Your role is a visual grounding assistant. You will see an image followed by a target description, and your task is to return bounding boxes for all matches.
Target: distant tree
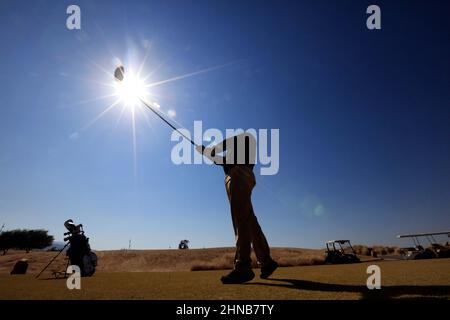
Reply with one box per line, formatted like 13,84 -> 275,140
0,231 -> 13,255
26,229 -> 54,252
0,229 -> 54,254
178,239 -> 189,250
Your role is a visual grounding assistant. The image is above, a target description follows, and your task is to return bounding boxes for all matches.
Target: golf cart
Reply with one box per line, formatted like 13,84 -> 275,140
325,240 -> 360,264
397,231 -> 450,260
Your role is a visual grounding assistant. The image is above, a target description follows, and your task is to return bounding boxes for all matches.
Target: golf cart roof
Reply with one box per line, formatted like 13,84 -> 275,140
326,240 -> 351,244
396,231 -> 450,238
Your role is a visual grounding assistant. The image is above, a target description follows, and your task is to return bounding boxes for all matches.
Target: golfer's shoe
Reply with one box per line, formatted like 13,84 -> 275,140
260,260 -> 279,279
220,269 -> 255,284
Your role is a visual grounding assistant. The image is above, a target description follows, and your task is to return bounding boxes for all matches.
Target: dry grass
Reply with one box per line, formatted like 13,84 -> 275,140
190,248 -> 325,271
190,252 -> 236,271
0,247 -> 325,275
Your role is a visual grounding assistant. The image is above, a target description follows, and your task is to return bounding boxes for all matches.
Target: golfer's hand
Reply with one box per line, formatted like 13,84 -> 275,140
195,145 -> 206,154
201,147 -> 216,160
196,145 -> 221,164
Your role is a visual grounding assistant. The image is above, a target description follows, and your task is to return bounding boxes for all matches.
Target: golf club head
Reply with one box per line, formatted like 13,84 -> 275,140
114,65 -> 125,81
64,219 -> 75,232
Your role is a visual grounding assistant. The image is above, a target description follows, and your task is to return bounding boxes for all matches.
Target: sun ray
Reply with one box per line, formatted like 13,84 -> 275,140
131,106 -> 138,183
144,61 -> 238,89
137,45 -> 152,78
80,51 -> 118,80
59,72 -> 116,89
115,104 -> 127,128
142,61 -> 165,83
66,93 -> 118,108
136,103 -> 154,130
80,99 -> 121,132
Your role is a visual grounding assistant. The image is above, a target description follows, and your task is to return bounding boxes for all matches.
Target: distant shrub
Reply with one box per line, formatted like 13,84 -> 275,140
352,245 -> 400,257
353,245 -> 371,256
191,252 -> 235,271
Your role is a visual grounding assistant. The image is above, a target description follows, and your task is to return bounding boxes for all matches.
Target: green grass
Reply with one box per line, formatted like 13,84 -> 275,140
1,259 -> 449,300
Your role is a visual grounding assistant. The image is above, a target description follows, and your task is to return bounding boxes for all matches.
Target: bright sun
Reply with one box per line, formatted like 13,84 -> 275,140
114,71 -> 147,107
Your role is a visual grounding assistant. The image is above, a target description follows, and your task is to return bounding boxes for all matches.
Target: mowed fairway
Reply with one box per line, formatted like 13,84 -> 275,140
1,259 -> 449,300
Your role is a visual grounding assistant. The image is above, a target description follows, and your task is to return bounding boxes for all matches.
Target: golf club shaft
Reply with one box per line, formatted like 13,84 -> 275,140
35,242 -> 69,279
139,98 -> 198,147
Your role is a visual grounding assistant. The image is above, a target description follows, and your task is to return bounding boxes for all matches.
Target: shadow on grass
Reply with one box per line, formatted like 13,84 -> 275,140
248,278 -> 450,299
39,277 -> 67,281
36,273 -> 68,280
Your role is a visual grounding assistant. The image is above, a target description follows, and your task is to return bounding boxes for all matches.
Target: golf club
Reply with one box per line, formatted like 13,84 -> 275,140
114,66 -> 200,148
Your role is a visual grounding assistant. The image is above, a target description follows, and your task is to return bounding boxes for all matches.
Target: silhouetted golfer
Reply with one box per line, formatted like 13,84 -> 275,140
197,133 -> 278,284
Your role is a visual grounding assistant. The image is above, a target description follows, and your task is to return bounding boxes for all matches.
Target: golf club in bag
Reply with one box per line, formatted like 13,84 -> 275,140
36,219 -> 97,278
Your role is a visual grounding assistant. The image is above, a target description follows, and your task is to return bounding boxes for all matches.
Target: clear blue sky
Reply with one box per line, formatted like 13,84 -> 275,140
0,0 -> 449,250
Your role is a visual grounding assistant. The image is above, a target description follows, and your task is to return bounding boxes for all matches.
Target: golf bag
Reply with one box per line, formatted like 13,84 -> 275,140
64,219 -> 97,277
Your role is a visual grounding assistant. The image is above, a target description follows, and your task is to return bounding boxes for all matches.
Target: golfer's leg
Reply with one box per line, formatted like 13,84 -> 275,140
225,175 -> 240,264
231,200 -> 253,270
238,167 -> 272,265
248,208 -> 272,265
229,173 -> 252,270
225,175 -> 237,235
